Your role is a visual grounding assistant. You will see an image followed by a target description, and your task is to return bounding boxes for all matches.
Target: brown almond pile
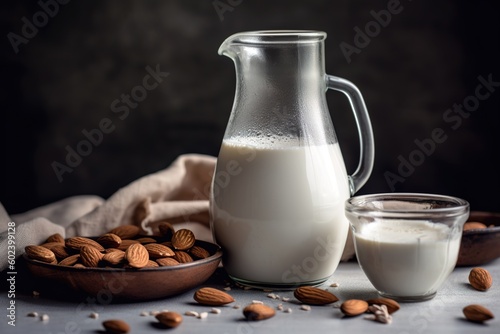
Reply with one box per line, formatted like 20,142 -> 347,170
24,223 -> 212,269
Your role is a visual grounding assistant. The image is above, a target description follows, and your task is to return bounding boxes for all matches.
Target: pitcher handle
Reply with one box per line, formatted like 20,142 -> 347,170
326,75 -> 375,195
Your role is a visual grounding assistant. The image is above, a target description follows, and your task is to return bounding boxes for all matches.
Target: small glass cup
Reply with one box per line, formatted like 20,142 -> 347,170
345,193 -> 469,302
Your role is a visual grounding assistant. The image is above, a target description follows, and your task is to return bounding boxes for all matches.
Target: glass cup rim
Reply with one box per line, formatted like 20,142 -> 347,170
345,192 -> 469,218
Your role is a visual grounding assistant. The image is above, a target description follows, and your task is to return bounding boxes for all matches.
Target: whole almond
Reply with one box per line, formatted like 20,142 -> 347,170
463,222 -> 488,231
66,237 -> 104,252
102,250 -> 126,265
117,239 -> 140,251
25,245 -> 56,263
173,251 -> 194,263
155,311 -> 183,328
194,287 -> 235,306
366,298 -> 400,314
189,245 -> 210,259
80,246 -> 104,267
171,229 -> 195,250
97,233 -> 122,249
469,267 -> 493,291
135,237 -> 157,244
109,225 -> 141,240
145,260 -> 160,267
158,221 -> 175,239
46,233 -> 65,244
294,286 -> 339,305
463,304 -> 494,323
102,319 -> 130,334
51,244 -> 71,259
144,243 -> 175,258
161,241 -> 173,248
125,243 -> 149,268
58,254 -> 80,266
40,242 -> 64,250
243,304 -> 276,321
104,248 -> 122,253
156,258 -> 180,266
341,299 -> 369,316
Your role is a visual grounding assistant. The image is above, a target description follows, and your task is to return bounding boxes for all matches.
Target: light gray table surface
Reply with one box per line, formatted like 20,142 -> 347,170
2,258 -> 498,334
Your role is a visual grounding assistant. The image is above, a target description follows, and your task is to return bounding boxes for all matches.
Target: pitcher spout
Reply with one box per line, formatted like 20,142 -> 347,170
218,32 -> 244,59
217,37 -> 232,57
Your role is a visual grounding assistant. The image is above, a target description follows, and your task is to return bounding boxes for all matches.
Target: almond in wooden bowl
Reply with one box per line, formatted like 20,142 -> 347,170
457,211 -> 500,266
23,238 -> 222,301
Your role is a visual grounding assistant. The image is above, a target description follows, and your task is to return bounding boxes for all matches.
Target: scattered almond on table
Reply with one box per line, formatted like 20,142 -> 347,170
102,319 -> 130,334
193,287 -> 235,306
340,300 -> 369,316
243,303 -> 276,321
463,304 -> 494,323
468,267 -> 493,291
155,311 -> 183,328
366,298 -> 400,314
293,286 -> 339,305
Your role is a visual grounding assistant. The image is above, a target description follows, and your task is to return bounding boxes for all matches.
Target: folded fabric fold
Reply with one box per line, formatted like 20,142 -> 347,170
66,154 -> 215,237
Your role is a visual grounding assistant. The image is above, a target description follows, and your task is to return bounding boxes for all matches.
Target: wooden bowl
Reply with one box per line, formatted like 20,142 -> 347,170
456,211 -> 500,266
23,240 -> 222,301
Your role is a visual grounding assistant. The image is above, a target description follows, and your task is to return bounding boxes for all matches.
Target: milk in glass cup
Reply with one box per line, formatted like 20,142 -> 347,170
345,193 -> 469,301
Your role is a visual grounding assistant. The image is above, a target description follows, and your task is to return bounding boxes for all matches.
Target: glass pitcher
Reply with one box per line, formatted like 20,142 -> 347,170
210,30 -> 374,288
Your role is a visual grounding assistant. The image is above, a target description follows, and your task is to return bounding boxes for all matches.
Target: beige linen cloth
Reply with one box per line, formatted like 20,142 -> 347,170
0,153 -> 355,271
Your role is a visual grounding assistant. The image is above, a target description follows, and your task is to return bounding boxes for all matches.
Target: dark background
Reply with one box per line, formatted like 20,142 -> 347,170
1,0 -> 499,215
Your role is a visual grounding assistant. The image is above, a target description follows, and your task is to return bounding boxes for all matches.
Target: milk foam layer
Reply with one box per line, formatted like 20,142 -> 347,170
354,220 -> 461,297
210,137 -> 351,284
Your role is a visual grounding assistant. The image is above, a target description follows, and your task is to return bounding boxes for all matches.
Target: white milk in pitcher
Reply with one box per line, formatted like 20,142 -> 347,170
210,137 -> 351,285
354,220 -> 461,297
